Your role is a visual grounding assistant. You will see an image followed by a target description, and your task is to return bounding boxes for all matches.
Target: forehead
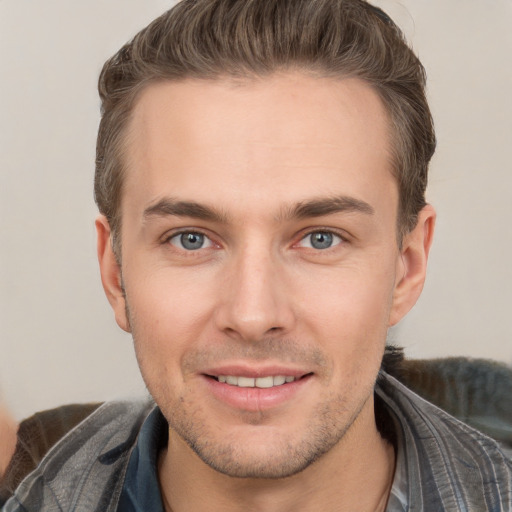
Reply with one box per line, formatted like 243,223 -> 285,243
122,73 -> 396,220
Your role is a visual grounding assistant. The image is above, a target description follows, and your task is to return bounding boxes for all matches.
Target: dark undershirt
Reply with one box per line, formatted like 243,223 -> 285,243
116,407 -> 168,512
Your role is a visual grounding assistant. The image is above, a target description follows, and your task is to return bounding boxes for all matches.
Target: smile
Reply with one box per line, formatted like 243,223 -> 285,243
204,371 -> 313,411
217,375 -> 296,388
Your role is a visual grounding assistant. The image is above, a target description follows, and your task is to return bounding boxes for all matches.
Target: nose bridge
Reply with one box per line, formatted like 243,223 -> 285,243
216,240 -> 293,340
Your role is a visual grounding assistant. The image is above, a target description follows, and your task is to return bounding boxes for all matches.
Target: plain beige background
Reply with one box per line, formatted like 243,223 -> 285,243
1,0 -> 511,419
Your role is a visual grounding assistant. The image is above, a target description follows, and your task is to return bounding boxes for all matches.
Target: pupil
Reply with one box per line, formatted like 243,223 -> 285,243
181,233 -> 204,250
311,232 -> 332,249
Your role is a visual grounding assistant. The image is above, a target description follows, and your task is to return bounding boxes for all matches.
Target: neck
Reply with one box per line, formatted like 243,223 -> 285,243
158,396 -> 395,512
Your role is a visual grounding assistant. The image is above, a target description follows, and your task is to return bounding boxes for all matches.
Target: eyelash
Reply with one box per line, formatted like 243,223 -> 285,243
161,227 -> 349,253
295,228 -> 348,251
163,229 -> 216,251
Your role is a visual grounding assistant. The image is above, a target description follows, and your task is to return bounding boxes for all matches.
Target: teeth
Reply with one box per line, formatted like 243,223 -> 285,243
255,376 -> 274,388
273,376 -> 286,386
216,375 -> 296,388
238,377 -> 255,387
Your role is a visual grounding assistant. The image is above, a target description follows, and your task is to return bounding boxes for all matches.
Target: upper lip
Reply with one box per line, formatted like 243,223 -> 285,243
202,364 -> 311,379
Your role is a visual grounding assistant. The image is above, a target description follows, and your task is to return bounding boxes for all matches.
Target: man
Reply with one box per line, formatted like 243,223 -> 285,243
3,0 -> 511,510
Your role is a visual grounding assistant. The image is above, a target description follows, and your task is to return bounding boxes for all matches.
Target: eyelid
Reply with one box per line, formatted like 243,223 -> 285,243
297,231 -> 343,250
162,228 -> 219,249
171,233 -> 212,250
295,227 -> 349,246
160,226 -> 349,251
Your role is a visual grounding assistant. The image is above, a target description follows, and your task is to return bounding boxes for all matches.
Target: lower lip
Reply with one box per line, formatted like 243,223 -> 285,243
202,375 -> 311,412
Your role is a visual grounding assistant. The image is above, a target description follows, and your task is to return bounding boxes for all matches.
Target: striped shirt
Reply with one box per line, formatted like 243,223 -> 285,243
378,373 -> 512,511
3,373 -> 511,511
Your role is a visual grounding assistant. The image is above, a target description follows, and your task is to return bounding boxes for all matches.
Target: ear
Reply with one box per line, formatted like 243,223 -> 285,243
95,215 -> 131,332
389,205 -> 436,326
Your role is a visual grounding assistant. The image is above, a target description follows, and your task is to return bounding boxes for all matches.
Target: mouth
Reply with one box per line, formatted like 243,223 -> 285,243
209,374 -> 306,388
201,367 -> 314,411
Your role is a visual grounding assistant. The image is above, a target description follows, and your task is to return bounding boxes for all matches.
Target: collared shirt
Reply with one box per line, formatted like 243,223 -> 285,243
116,374 -> 512,511
377,373 -> 512,510
4,374 -> 511,511
116,400 -> 409,511
115,387 -> 411,511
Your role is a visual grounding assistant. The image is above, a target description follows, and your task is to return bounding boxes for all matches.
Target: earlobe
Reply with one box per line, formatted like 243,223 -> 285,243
389,205 -> 436,326
95,215 -> 131,333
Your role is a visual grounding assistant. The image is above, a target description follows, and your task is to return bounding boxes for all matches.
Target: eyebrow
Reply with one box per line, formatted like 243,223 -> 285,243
143,198 -> 228,223
279,195 -> 375,221
142,195 -> 374,224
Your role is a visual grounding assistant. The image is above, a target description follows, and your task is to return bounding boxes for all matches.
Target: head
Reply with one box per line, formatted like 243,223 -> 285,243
95,0 -> 435,256
95,0 -> 436,481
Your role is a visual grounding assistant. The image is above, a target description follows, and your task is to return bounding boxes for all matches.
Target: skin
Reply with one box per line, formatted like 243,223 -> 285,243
0,403 -> 17,478
97,73 -> 435,512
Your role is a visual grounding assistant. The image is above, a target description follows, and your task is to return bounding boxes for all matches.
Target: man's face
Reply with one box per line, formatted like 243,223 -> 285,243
99,73 -> 428,478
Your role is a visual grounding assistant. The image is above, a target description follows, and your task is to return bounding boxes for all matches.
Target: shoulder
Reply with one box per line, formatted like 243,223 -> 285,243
377,372 -> 512,510
2,399 -> 156,512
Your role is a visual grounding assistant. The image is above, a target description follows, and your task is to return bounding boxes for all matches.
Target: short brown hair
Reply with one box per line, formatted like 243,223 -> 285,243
95,0 -> 435,252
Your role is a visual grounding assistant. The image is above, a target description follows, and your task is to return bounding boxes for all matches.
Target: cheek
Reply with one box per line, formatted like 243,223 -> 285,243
125,259 -> 217,326
299,263 -> 396,329
123,270 -> 212,370
295,263 -> 396,369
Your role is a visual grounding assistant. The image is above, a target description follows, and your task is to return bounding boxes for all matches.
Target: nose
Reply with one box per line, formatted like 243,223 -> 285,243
214,246 -> 296,342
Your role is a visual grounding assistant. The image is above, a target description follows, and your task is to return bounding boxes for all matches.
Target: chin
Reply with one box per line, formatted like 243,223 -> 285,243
185,434 -> 328,479
169,405 -> 356,480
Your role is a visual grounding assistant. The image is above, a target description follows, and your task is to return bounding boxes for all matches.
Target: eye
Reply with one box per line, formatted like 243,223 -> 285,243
298,231 -> 343,250
168,232 -> 213,251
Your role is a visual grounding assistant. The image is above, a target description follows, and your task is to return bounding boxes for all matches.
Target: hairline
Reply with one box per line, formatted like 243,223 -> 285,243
109,70 -> 410,260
